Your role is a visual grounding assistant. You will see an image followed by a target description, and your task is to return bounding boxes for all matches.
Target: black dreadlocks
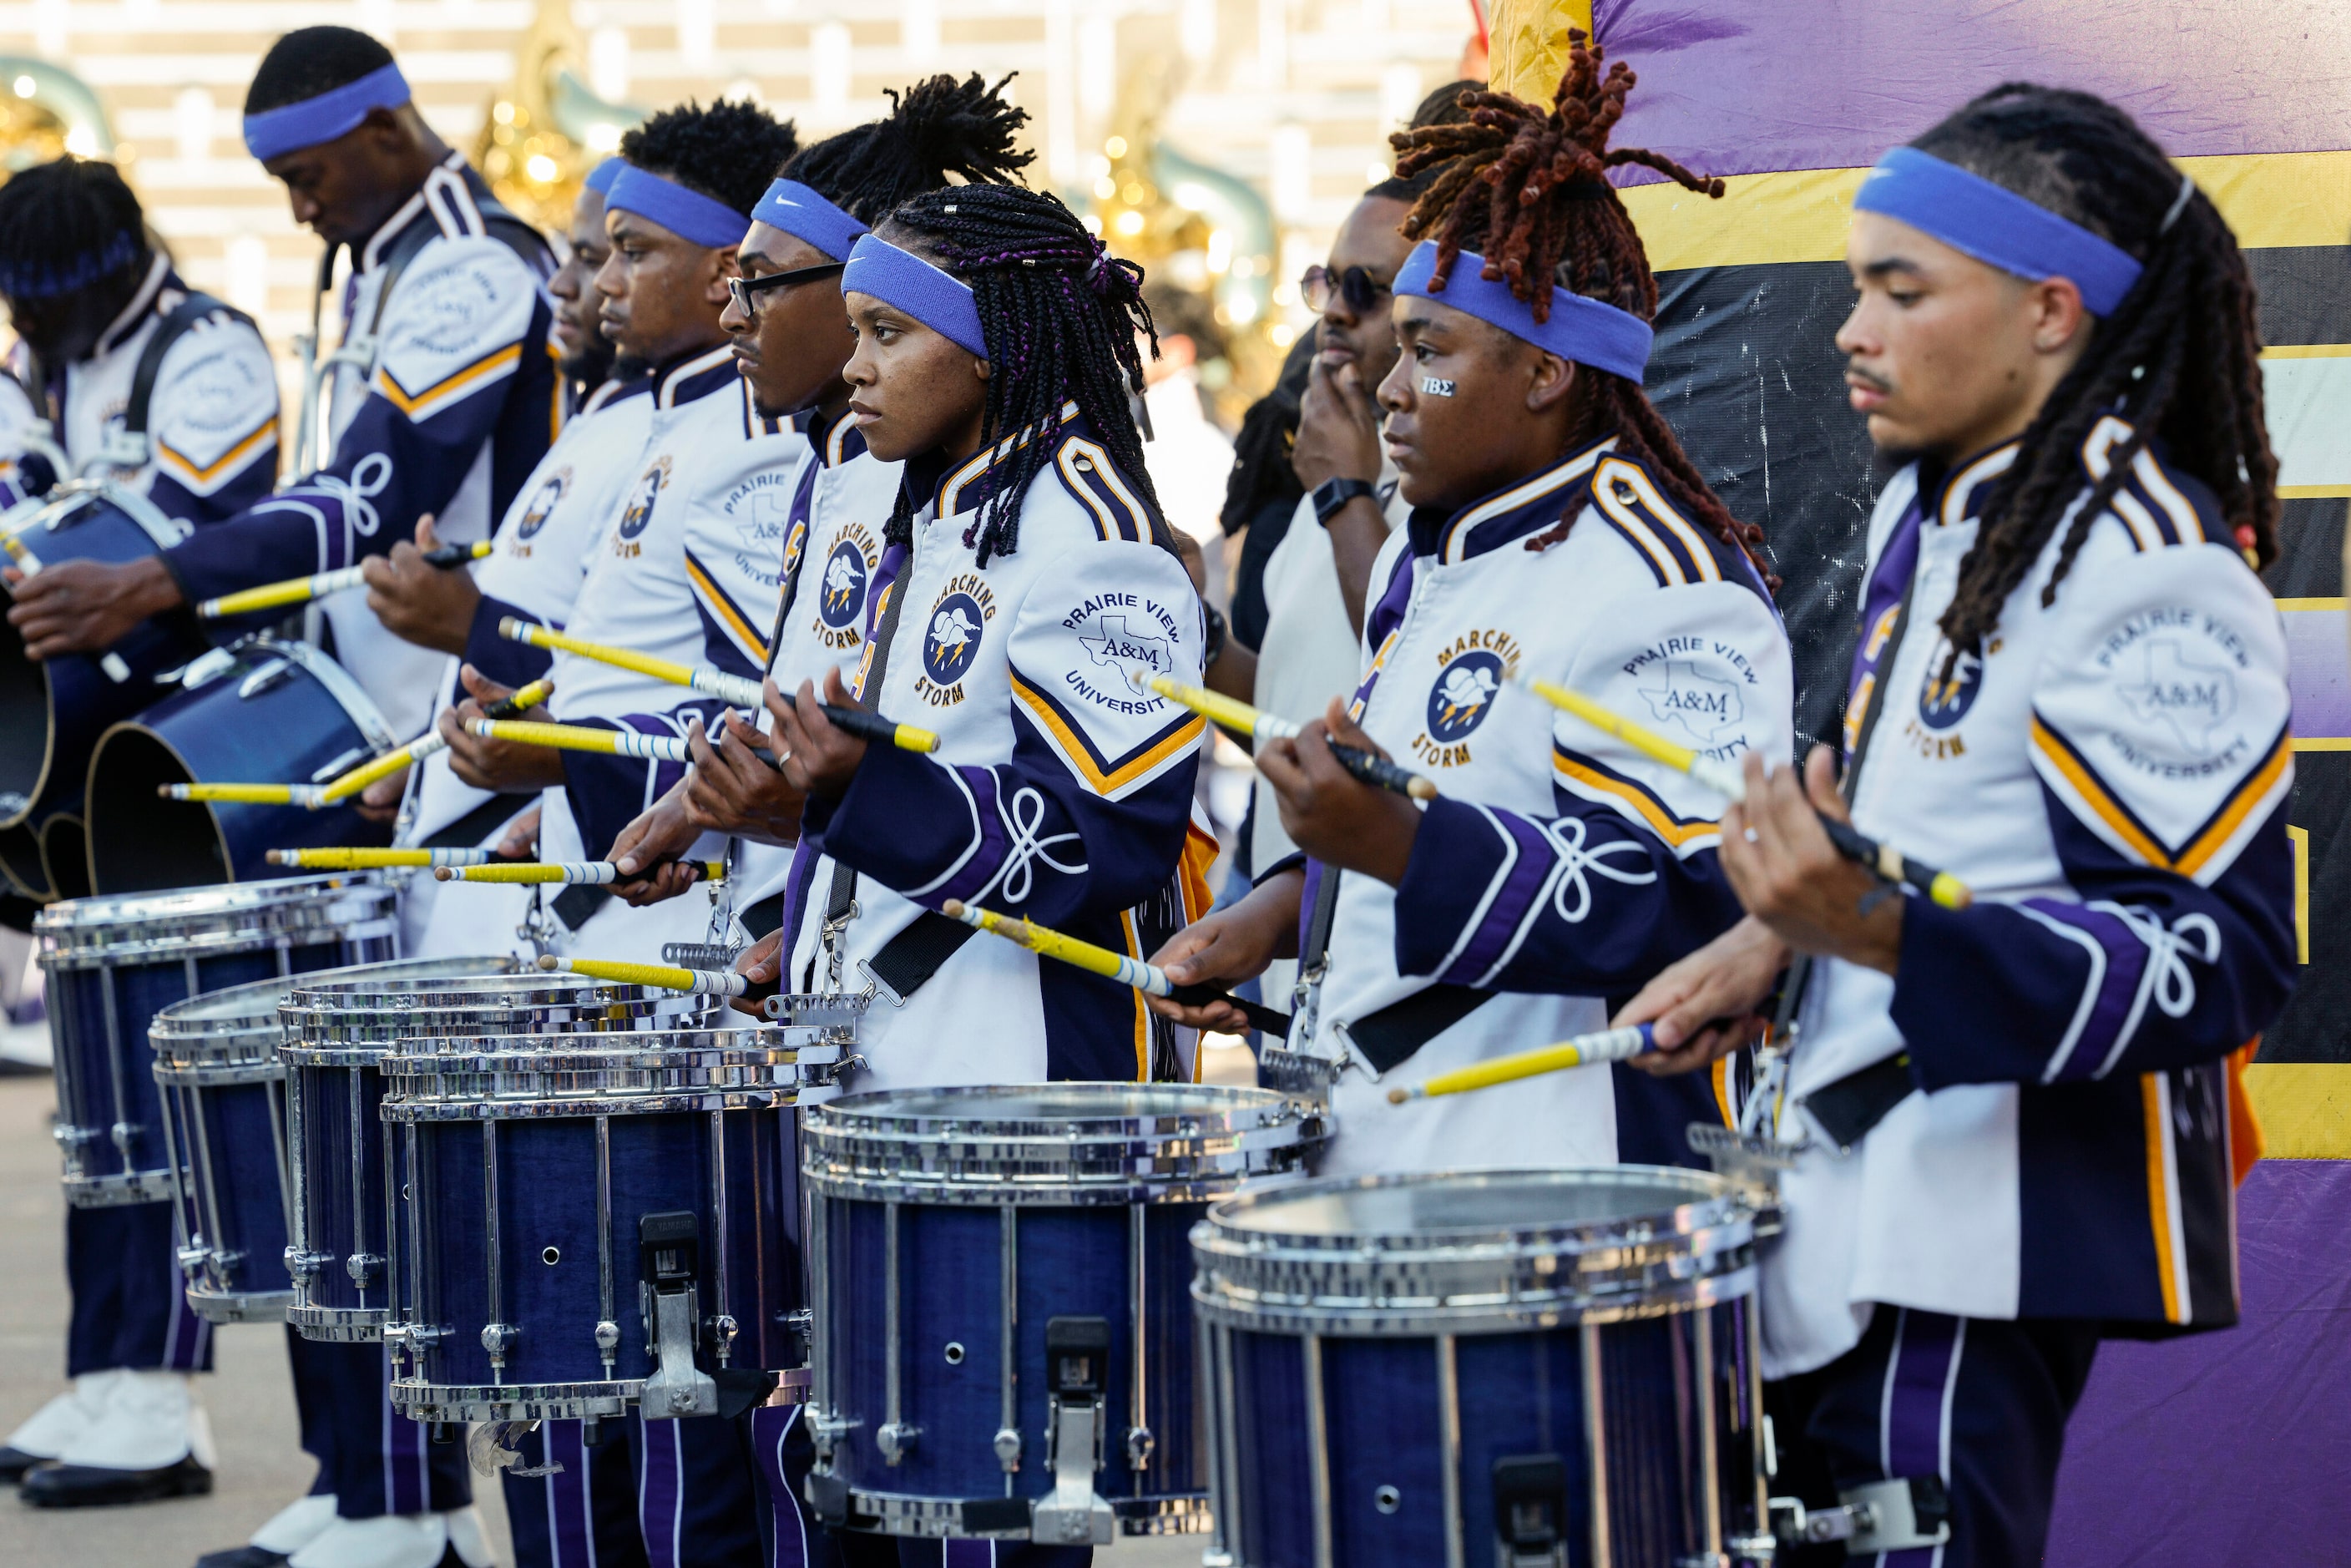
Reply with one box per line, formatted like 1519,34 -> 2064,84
0,156 -> 149,308
246,26 -> 396,115
1388,33 -> 1764,572
880,185 -> 1164,566
782,73 -> 1031,225
1911,84 -> 2278,674
621,100 -> 799,220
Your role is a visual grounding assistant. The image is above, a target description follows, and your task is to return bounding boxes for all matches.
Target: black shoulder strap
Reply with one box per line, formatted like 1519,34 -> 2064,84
126,291 -> 252,437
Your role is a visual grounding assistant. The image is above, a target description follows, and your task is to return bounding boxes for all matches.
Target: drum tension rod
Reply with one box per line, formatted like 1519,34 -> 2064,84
1032,1316 -> 1117,1546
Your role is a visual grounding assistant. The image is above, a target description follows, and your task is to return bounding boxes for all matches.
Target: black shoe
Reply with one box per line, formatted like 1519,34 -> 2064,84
0,1445 -> 52,1483
18,1454 -> 214,1507
193,1550 -> 291,1568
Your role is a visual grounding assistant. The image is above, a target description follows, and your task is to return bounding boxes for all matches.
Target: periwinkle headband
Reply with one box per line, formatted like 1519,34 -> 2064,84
0,230 -> 140,301
243,63 -> 412,161
1394,240 -> 1653,382
604,165 -> 751,249
751,179 -> 869,262
1852,146 -> 2144,316
583,157 -> 626,196
841,233 -> 988,358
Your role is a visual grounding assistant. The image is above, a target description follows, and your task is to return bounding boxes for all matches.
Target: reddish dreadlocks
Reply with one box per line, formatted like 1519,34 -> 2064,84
1389,35 -> 1765,570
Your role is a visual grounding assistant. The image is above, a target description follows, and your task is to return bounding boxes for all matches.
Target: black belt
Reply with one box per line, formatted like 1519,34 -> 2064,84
1346,984 -> 1491,1075
1797,1051 -> 1917,1151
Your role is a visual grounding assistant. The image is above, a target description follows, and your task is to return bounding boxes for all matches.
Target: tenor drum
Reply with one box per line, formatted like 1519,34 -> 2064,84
276,962 -> 718,1343
1190,1167 -> 1772,1568
799,1085 -> 1328,1546
83,635 -> 397,893
382,1023 -> 852,1426
35,877 -> 398,1207
0,484 -> 207,900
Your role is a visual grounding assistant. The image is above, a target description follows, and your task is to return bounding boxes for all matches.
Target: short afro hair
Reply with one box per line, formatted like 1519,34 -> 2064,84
246,27 -> 397,117
620,100 -> 800,219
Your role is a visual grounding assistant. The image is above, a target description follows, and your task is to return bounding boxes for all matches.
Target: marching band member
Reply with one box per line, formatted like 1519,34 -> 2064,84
0,158 -> 276,1511
427,99 -> 803,1568
5,26 -> 559,743
1147,45 -> 1792,1177
604,73 -> 1033,938
761,179 -> 1206,1568
1617,86 -> 2298,1565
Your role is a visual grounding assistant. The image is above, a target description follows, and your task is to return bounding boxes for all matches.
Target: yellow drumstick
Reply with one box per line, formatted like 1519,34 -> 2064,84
533,954 -> 748,997
1143,675 -> 1438,802
467,719 -> 695,764
315,677 -> 555,804
0,528 -> 42,574
940,899 -> 1173,994
1386,1024 -> 1660,1104
434,860 -> 723,885
268,847 -> 493,869
498,619 -> 941,754
1516,676 -> 1972,910
195,541 -> 491,620
163,781 -> 323,807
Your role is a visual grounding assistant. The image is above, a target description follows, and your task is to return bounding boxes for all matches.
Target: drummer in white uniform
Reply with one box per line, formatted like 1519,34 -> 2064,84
602,74 -> 1034,953
1145,45 -> 1792,1177
0,156 -> 276,1510
432,103 -> 804,974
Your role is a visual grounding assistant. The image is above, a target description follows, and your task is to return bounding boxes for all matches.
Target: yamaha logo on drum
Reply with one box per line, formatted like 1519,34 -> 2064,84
614,458 -> 670,555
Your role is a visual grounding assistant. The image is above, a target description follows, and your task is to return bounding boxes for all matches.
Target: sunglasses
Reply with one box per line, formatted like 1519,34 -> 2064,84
1301,263 -> 1391,316
726,260 -> 848,319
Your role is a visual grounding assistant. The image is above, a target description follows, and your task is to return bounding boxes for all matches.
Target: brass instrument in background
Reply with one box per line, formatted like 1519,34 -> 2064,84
473,0 -> 643,234
0,56 -> 114,173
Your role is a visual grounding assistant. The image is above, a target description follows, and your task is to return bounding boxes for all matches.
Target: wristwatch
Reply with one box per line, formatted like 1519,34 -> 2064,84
1201,603 -> 1228,667
1312,475 -> 1378,526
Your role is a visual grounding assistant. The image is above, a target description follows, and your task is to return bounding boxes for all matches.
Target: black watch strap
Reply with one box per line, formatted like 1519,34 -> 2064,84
1312,476 -> 1378,525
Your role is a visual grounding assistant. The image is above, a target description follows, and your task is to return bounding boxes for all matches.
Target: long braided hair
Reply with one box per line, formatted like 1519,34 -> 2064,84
1388,33 -> 1766,570
782,73 -> 1031,224
1913,85 -> 2277,673
880,185 -> 1164,565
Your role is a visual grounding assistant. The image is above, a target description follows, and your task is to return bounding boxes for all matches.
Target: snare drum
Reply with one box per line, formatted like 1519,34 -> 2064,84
83,635 -> 397,893
0,484 -> 207,900
799,1085 -> 1328,1546
382,1023 -> 852,1427
1189,1166 -> 1772,1568
34,877 -> 398,1206
276,963 -> 718,1343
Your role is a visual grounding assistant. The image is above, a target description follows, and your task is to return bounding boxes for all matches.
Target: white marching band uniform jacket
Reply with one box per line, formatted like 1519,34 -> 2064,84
1287,435 -> 1793,1179
776,410 -> 1211,1090
1762,424 -> 2298,1378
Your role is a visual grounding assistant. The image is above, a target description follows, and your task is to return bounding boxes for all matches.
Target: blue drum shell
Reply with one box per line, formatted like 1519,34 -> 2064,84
0,493 -> 207,897
84,637 -> 394,892
1189,1166 -> 1769,1568
158,1071 -> 293,1316
36,878 -> 398,1205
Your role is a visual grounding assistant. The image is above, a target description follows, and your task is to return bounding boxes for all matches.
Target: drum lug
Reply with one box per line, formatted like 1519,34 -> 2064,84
286,1246 -> 326,1282
708,1313 -> 740,1360
110,1120 -> 140,1159
639,1211 -> 719,1419
177,1242 -> 210,1277
346,1251 -> 383,1287
595,1319 -> 622,1355
876,1421 -> 919,1464
1032,1316 -> 1115,1547
481,1321 -> 519,1373
1123,1425 -> 1154,1470
993,1426 -> 1023,1470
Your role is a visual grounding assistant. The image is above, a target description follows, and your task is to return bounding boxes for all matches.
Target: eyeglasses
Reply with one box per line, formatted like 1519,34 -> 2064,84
1301,263 -> 1390,316
726,260 -> 848,319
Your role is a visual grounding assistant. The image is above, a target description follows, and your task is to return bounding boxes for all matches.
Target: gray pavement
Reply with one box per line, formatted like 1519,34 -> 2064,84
0,1058 -> 1216,1566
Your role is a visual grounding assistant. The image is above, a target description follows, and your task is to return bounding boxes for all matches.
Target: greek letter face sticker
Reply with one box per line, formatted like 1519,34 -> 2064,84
923,590 -> 987,686
1420,377 -> 1457,397
1425,649 -> 1504,742
817,541 -> 869,630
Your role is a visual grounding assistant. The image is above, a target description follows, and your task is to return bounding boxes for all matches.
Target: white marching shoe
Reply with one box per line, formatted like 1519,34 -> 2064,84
193,1491 -> 343,1567
286,1506 -> 497,1568
0,1368 -> 121,1479
20,1369 -> 215,1507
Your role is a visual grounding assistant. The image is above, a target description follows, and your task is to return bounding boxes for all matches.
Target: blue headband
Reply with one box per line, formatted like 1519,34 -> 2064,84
1853,146 -> 2145,316
751,179 -> 869,262
243,62 -> 411,161
842,234 -> 988,358
1393,241 -> 1653,382
582,157 -> 626,196
0,230 -> 142,301
604,165 -> 751,249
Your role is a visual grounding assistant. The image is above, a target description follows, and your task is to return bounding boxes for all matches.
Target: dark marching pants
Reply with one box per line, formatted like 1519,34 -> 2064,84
284,1333 -> 472,1520
1768,1306 -> 2101,1568
747,1404 -> 842,1568
631,1410 -> 767,1567
65,1200 -> 212,1376
503,1419 -> 650,1568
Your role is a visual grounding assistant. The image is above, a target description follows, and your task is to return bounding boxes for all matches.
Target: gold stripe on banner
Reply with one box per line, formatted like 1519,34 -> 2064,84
1624,150 -> 2351,274
2243,1064 -> 2351,1159
1488,0 -> 1596,105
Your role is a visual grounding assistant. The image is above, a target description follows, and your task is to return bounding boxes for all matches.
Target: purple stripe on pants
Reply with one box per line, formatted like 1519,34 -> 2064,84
751,1405 -> 813,1568
544,1422 -> 596,1566
637,1412 -> 685,1568
1881,1309 -> 1963,1567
